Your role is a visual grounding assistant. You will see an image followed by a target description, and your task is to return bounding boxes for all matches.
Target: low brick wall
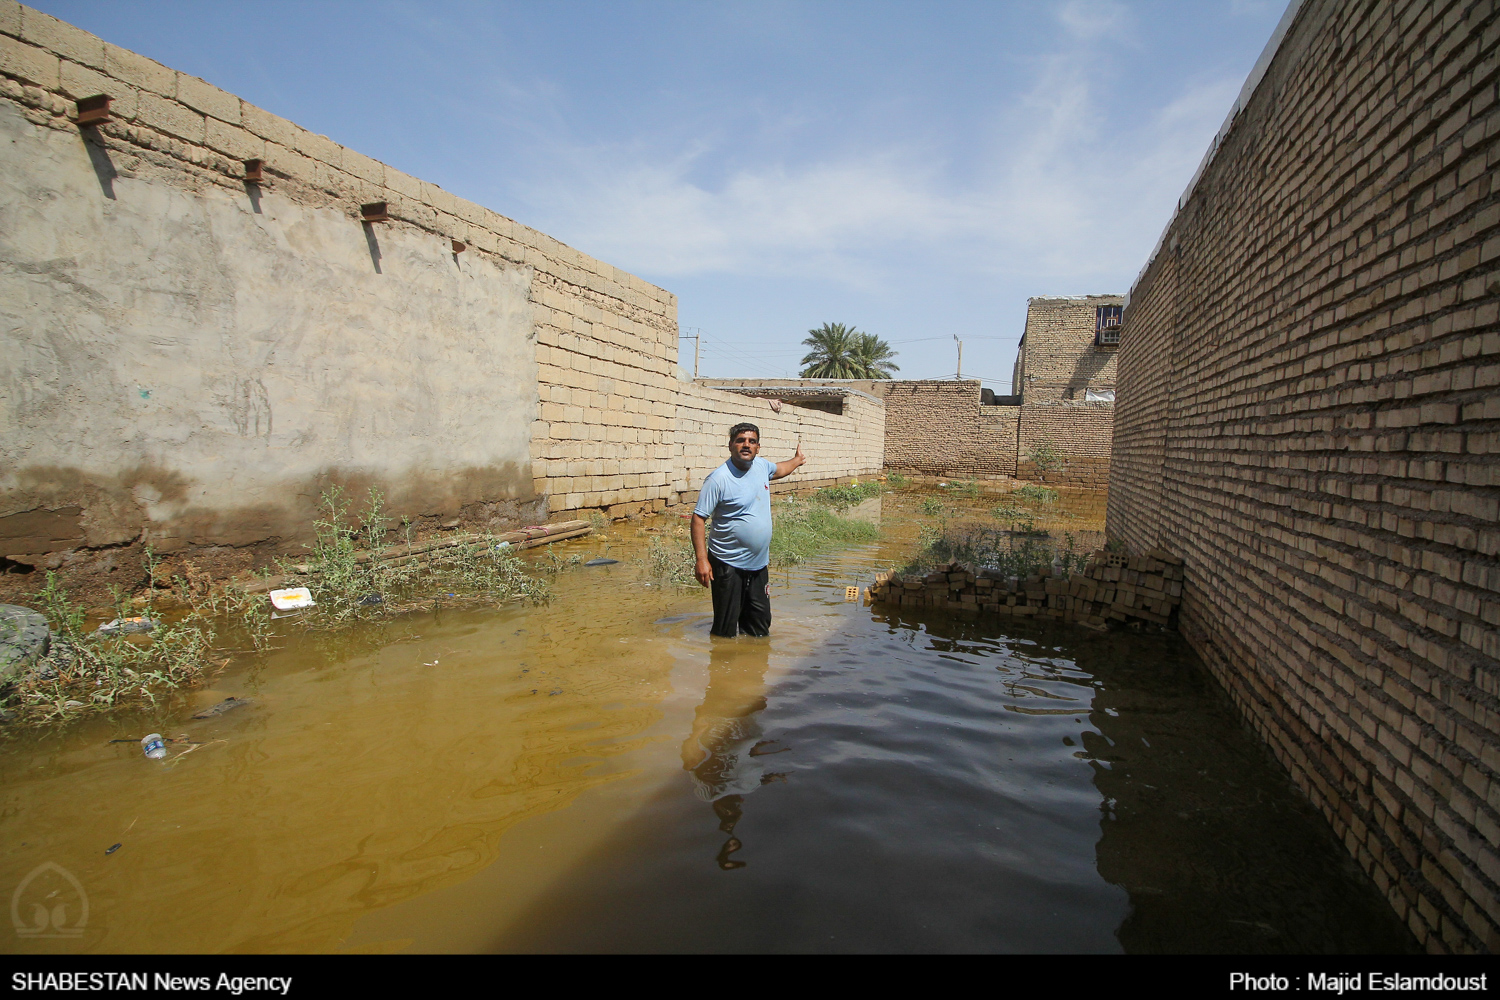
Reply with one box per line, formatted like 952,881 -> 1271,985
1015,455 -> 1110,490
869,549 -> 1184,627
884,381 -> 1020,478
669,381 -> 885,509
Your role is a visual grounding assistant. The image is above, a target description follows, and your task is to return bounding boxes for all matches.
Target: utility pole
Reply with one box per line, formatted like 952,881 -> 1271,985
681,328 -> 701,379
954,334 -> 963,379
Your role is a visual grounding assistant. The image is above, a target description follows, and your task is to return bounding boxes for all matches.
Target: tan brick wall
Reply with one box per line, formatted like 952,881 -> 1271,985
1017,296 -> 1120,403
1108,0 -> 1500,952
699,319 -> 1118,488
884,381 -> 1020,478
672,383 -> 885,505
699,378 -> 1021,480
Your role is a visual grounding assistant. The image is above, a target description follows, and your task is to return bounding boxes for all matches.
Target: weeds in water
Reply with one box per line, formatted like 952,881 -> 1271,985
1014,483 -> 1057,504
641,498 -> 881,581
35,570 -> 85,639
441,539 -> 551,604
304,486 -> 385,620
646,534 -> 697,587
292,488 -> 550,624
809,480 -> 882,511
588,510 -> 610,533
950,479 -> 981,499
902,523 -> 1089,580
3,491 -> 553,726
3,570 -> 220,727
885,472 -> 910,488
921,496 -> 947,517
769,497 -> 880,566
992,505 -> 1039,534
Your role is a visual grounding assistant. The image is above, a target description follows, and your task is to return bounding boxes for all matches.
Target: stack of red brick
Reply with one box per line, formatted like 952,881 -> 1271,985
869,549 -> 1184,628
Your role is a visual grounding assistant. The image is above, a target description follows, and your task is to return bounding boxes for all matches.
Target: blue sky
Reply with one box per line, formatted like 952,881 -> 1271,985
36,0 -> 1288,388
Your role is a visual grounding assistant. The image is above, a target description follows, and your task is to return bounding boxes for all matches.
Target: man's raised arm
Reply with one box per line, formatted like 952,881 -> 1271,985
773,441 -> 806,481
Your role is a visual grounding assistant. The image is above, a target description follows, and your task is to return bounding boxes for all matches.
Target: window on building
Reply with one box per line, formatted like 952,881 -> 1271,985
1095,305 -> 1122,345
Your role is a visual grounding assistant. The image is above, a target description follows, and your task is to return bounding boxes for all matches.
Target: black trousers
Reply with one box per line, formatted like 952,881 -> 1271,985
709,557 -> 772,637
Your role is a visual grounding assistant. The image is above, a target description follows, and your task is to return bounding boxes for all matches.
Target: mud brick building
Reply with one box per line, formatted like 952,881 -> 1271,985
1108,0 -> 1500,951
1012,295 -> 1120,488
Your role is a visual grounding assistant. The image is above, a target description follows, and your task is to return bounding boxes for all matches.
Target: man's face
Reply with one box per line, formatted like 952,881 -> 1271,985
729,431 -> 760,466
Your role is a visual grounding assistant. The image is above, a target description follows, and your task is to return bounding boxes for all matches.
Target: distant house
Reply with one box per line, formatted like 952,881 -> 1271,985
696,294 -> 1123,489
1009,295 -> 1122,487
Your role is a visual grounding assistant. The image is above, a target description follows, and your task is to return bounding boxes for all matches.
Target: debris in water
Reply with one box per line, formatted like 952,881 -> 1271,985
191,697 -> 253,719
269,587 -> 315,611
749,740 -> 790,757
105,843 -> 121,855
584,558 -> 619,567
358,593 -> 384,606
97,616 -> 157,636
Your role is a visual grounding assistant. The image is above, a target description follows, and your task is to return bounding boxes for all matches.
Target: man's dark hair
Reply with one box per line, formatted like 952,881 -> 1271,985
728,422 -> 760,444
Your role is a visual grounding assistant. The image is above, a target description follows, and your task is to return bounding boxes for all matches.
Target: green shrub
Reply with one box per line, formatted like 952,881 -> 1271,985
5,569 -> 219,726
809,480 -> 882,511
1026,440 -> 1063,472
902,524 -> 1088,579
770,497 -> 880,565
1014,483 -> 1057,504
645,534 -> 697,587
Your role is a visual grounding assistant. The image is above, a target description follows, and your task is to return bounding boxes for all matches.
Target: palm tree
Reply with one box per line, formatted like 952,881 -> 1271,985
851,332 -> 900,379
799,323 -> 898,379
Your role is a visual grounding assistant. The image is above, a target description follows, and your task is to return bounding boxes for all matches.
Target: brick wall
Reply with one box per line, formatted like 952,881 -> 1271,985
883,381 -> 1020,478
1016,296 -> 1119,489
700,316 -> 1120,490
1108,0 -> 1500,952
700,378 -> 1021,479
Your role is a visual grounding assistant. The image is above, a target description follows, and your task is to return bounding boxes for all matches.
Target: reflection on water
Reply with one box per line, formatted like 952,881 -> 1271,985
0,490 -> 1416,953
681,638 -> 773,869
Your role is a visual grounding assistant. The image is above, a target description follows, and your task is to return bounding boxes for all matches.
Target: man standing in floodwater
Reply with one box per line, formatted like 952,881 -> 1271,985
692,422 -> 806,637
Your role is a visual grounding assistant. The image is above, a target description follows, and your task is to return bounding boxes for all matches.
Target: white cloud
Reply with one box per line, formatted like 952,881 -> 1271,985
1056,0 -> 1132,41
507,22 -> 1243,293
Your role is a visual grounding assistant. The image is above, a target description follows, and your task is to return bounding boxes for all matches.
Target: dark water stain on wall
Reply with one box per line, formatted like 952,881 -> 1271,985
0,506 -> 85,554
0,460 -> 540,604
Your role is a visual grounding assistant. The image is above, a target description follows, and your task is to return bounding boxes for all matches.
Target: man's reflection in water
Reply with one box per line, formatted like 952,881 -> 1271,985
681,637 -> 776,870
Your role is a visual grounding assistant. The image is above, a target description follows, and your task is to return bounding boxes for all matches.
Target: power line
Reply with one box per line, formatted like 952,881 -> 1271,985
698,339 -> 794,379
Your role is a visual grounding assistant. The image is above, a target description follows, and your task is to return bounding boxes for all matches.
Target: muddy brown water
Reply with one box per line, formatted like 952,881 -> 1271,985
0,490 -> 1415,953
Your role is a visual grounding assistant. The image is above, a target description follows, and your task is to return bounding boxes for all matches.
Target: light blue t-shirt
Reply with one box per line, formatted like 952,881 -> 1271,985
694,456 -> 775,571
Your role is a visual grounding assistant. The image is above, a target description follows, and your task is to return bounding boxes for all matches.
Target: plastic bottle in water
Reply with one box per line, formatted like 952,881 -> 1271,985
141,733 -> 166,759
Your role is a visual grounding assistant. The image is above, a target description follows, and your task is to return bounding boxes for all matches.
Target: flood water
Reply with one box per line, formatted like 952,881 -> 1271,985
1,489 -> 1415,953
